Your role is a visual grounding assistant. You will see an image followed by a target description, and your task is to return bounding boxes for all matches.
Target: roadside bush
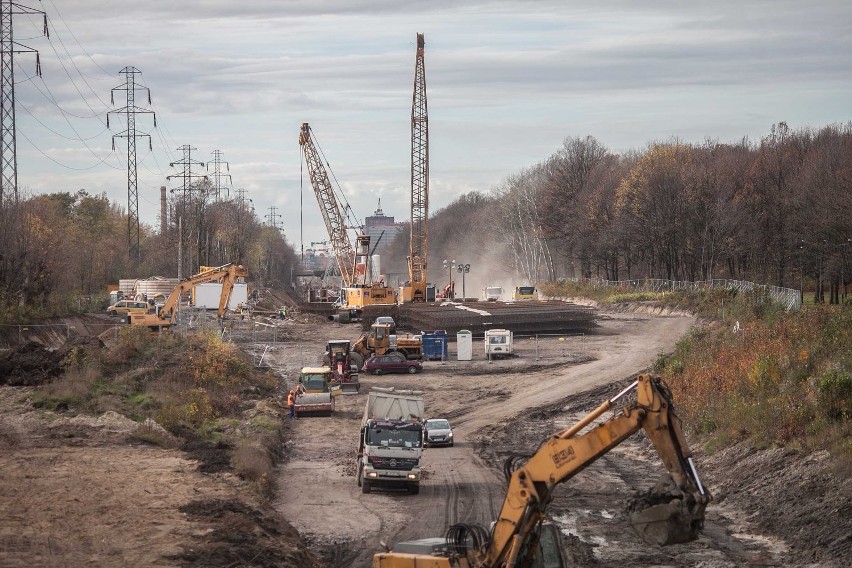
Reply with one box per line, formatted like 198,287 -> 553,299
817,369 -> 852,421
660,305 -> 851,462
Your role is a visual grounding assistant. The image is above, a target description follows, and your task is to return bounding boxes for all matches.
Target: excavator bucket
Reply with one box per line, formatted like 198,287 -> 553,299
339,380 -> 360,395
627,475 -> 707,546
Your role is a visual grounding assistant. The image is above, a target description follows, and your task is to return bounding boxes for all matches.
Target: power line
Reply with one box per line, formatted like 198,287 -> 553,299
1,0 -> 47,201
109,66 -> 155,261
265,205 -> 282,230
207,149 -> 231,200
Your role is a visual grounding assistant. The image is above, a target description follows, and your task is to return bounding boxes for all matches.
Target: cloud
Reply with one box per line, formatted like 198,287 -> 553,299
12,0 -> 852,249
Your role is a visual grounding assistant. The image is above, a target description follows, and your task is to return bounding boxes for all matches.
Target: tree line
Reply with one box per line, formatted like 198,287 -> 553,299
394,122 -> 850,303
0,185 -> 299,321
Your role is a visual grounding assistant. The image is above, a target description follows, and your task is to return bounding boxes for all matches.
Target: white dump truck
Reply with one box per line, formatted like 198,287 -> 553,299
356,388 -> 425,495
482,286 -> 503,301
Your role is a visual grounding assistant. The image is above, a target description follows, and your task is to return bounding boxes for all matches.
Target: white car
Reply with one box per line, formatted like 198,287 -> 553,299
423,418 -> 454,447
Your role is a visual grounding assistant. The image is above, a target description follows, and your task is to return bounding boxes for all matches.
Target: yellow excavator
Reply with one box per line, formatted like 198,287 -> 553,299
373,374 -> 712,567
128,263 -> 248,329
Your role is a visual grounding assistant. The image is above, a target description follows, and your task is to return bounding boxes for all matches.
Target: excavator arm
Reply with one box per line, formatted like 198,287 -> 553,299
134,263 -> 247,327
373,374 -> 711,568
478,375 -> 709,566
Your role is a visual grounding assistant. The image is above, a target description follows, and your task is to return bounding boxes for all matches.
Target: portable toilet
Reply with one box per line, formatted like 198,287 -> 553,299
485,329 -> 514,358
457,329 -> 472,361
421,330 -> 449,361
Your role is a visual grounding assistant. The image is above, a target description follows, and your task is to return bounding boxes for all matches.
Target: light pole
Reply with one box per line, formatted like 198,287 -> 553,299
442,259 -> 456,298
457,263 -> 470,300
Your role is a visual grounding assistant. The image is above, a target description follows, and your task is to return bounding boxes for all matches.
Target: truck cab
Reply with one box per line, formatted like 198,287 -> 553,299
511,286 -> 537,301
482,286 -> 503,301
357,390 -> 425,495
358,419 -> 423,494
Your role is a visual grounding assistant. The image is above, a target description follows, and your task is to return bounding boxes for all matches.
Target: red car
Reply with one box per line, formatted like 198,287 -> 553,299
364,352 -> 423,375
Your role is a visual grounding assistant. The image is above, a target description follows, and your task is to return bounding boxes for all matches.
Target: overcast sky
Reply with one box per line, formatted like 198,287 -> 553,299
13,0 -> 852,252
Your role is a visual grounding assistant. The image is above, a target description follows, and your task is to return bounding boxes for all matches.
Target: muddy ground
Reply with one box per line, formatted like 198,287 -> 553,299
265,311 -> 850,567
0,307 -> 849,567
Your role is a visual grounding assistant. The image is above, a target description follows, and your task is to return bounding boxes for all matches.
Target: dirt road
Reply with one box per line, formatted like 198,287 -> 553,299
269,312 -> 771,566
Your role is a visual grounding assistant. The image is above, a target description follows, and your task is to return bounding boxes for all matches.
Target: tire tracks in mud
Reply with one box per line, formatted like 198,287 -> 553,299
273,314 -> 705,566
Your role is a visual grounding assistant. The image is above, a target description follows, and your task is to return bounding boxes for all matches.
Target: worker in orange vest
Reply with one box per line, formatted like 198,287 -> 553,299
287,390 -> 296,419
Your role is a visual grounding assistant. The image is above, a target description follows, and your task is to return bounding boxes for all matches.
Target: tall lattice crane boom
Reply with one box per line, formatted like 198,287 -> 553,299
299,123 -> 356,287
407,32 -> 429,302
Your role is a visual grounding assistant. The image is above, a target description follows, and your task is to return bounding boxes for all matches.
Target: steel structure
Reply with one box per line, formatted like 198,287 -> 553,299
108,67 -> 155,261
407,32 -> 429,302
0,1 -> 46,202
167,145 -> 207,279
265,206 -> 282,230
207,149 -> 231,200
299,122 -> 356,287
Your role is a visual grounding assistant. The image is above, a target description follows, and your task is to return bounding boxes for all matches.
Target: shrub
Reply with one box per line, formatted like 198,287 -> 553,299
31,364 -> 100,411
818,369 -> 852,421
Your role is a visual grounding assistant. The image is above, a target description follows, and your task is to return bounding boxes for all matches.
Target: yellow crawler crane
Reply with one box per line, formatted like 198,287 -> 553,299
373,374 -> 711,567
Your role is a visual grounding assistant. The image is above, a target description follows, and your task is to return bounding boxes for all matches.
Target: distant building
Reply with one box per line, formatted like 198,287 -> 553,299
363,199 -> 402,260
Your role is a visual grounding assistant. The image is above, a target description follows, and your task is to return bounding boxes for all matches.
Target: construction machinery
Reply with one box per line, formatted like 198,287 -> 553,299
352,321 -> 423,365
294,366 -> 340,417
511,286 -> 537,301
399,33 -> 430,304
373,374 -> 711,567
322,340 -> 363,394
128,264 -> 247,329
299,123 -> 397,321
357,388 -> 425,495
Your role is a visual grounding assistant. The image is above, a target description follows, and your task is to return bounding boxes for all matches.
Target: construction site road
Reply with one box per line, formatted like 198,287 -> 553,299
263,311 -> 785,567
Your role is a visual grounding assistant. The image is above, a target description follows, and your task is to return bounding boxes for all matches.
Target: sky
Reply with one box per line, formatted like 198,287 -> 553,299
11,0 -> 852,254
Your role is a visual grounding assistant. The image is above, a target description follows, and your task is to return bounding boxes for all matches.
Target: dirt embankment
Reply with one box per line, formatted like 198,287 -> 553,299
0,329 -> 320,568
2,307 -> 849,567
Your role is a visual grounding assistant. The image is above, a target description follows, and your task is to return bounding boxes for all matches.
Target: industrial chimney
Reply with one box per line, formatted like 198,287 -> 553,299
160,186 -> 167,234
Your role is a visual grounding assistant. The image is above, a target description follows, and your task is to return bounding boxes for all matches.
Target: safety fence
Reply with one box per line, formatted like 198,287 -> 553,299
529,333 -> 587,360
564,277 -> 801,311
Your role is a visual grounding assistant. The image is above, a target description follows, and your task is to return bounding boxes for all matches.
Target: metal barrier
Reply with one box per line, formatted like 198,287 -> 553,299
561,277 -> 801,311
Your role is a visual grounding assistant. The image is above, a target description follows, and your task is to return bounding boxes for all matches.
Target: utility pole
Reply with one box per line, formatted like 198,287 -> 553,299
0,1 -> 46,203
234,187 -> 250,205
265,206 -> 282,230
108,67 -> 155,261
167,145 -> 207,279
207,149 -> 231,200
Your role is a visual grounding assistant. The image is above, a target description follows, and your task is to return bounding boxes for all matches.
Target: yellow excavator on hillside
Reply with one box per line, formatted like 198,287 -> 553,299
128,264 -> 247,329
373,374 -> 711,567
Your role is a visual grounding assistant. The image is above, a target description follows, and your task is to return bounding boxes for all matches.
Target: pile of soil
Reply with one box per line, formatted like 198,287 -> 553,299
169,499 -> 318,568
0,342 -> 64,385
0,336 -> 104,386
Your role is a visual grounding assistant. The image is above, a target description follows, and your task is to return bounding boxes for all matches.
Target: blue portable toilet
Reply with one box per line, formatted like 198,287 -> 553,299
421,330 -> 449,361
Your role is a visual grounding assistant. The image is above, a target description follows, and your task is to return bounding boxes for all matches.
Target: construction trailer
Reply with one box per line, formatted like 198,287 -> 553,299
485,328 -> 514,358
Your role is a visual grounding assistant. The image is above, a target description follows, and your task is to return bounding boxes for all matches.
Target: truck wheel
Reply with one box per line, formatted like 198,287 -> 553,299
408,483 -> 420,495
362,480 -> 372,494
109,310 -> 117,316
407,366 -> 418,374
357,469 -> 362,487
